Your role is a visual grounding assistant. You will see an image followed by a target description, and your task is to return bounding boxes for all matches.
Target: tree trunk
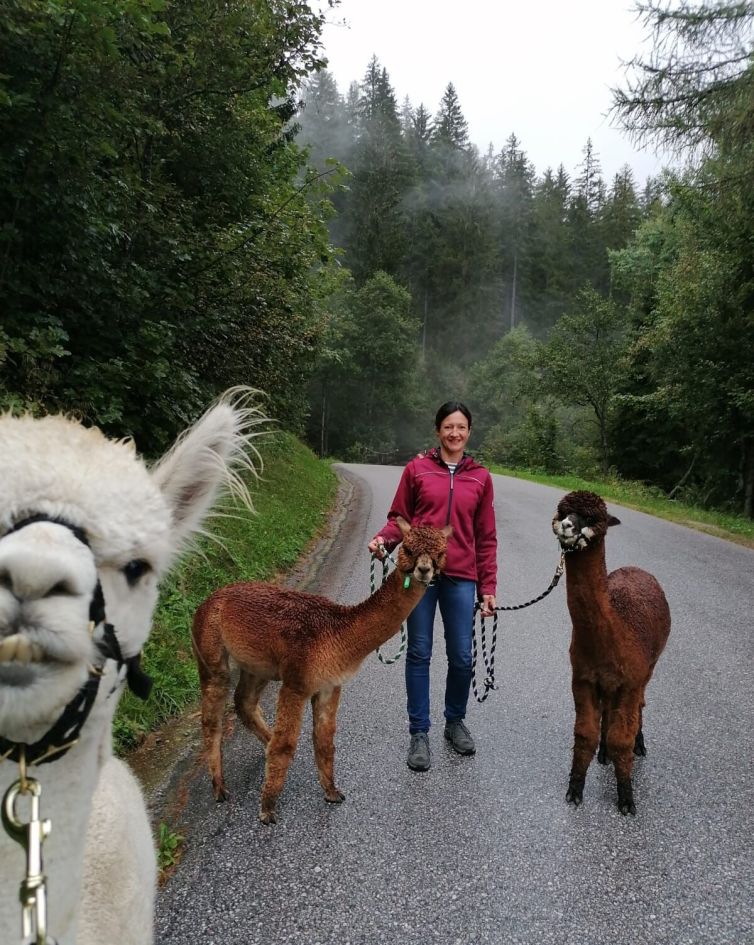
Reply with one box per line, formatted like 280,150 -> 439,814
422,287 -> 428,355
743,437 -> 754,519
668,448 -> 698,500
320,383 -> 327,458
599,410 -> 609,477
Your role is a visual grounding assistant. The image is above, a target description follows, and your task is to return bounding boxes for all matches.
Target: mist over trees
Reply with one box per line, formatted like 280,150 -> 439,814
298,60 -> 651,467
1,1 -> 752,516
298,1 -> 754,517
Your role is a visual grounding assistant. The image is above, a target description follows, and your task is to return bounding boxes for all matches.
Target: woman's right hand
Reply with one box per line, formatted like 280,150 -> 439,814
368,535 -> 387,559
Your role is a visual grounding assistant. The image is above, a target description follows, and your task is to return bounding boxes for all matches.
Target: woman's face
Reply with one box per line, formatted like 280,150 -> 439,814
436,410 -> 470,457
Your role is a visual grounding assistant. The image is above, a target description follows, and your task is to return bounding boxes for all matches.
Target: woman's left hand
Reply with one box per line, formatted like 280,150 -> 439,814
480,594 -> 496,618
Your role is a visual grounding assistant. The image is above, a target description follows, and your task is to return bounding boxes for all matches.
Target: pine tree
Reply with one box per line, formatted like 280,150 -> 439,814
567,138 -> 609,292
432,82 -> 470,150
495,133 -> 536,330
528,165 -> 572,333
341,58 -> 412,281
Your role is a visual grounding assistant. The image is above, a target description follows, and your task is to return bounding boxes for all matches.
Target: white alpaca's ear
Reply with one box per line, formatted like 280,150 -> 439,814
150,388 -> 268,550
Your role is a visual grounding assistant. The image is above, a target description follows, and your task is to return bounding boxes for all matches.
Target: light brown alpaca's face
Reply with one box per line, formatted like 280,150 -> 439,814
395,522 -> 452,586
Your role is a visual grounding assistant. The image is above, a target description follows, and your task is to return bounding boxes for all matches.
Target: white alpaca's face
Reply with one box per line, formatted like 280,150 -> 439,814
0,398 -> 255,741
0,415 -> 175,737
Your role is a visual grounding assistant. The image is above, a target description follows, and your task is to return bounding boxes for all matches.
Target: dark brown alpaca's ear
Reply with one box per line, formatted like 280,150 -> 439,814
608,515 -> 621,527
395,516 -> 411,537
441,525 -> 453,540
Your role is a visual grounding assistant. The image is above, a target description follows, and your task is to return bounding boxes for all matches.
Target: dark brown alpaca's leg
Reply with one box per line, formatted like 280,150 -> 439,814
567,680 -> 600,806
196,648 -> 231,802
607,692 -> 641,815
312,686 -> 345,804
597,695 -> 609,765
634,691 -> 647,756
234,670 -> 272,745
259,684 -> 307,825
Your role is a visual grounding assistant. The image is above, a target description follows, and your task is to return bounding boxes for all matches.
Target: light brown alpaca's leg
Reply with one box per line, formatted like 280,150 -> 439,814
567,679 -> 601,806
607,691 -> 641,815
259,684 -> 307,825
196,652 -> 231,802
234,670 -> 272,745
312,686 -> 345,804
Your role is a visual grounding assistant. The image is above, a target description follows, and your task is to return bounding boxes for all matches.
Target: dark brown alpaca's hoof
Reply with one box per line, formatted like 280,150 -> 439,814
325,788 -> 346,804
212,780 -> 229,803
617,779 -> 636,815
633,730 -> 647,756
566,775 -> 585,806
259,809 -> 278,825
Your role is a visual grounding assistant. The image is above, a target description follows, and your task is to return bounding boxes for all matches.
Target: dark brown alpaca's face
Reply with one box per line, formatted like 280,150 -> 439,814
552,490 -> 620,549
396,524 -> 452,586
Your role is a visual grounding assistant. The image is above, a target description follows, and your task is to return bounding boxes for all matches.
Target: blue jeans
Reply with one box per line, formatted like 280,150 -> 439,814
405,576 -> 476,734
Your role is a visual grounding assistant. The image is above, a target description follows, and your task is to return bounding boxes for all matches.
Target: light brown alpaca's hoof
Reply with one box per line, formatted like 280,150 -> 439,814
212,780 -> 229,803
259,809 -> 278,825
325,788 -> 346,804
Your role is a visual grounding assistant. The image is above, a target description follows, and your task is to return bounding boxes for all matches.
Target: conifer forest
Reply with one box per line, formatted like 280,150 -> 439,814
1,1 -> 753,516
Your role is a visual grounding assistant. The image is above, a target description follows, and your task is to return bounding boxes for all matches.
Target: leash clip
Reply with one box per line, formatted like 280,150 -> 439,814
2,765 -> 58,945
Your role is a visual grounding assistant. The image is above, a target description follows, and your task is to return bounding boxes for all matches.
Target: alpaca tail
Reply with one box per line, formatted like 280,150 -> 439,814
191,595 -> 230,681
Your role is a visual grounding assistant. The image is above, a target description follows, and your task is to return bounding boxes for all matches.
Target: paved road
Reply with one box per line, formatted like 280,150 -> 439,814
154,465 -> 754,945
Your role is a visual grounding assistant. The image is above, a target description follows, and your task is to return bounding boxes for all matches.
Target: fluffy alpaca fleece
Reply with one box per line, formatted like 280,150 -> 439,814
553,490 -> 671,815
192,519 -> 452,824
0,390 -> 264,945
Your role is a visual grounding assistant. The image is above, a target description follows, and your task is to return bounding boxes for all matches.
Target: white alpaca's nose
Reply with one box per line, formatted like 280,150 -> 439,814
0,523 -> 97,607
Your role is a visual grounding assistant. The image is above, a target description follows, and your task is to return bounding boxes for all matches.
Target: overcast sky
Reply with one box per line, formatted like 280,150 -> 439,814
318,0 -> 668,185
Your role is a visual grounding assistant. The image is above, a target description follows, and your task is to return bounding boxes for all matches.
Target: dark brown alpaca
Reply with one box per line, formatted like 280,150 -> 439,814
552,491 -> 670,815
192,517 -> 452,824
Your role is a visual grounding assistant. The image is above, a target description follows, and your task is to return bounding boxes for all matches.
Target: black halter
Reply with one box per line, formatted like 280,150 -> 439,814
0,514 -> 153,766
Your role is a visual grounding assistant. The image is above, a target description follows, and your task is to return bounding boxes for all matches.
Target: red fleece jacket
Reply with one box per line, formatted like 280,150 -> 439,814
374,448 -> 498,597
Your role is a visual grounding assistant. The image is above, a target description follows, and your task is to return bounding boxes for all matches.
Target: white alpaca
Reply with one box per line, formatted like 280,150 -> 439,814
0,390 -> 264,945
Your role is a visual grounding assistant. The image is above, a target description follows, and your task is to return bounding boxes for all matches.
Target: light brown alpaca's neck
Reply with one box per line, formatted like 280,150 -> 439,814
564,543 -> 613,635
341,570 -> 427,662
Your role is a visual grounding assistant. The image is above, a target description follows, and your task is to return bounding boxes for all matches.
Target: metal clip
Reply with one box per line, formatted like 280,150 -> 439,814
555,552 -> 566,577
2,771 -> 57,945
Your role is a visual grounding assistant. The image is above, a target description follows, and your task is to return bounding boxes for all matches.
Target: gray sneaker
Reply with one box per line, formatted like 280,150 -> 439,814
444,720 -> 476,755
407,732 -> 431,771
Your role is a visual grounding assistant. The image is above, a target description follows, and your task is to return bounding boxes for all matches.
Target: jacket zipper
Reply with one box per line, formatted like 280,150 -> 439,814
446,467 -> 455,525
445,455 -> 468,525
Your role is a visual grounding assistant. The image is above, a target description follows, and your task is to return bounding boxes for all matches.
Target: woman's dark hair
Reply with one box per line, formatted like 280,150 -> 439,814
435,401 -> 472,430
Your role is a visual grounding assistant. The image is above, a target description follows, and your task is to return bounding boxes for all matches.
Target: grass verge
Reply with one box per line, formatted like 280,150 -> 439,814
113,431 -> 337,753
489,465 -> 754,547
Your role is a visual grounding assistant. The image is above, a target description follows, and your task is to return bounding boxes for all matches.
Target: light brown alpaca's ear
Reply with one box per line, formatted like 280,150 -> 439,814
608,515 -> 621,527
441,525 -> 454,540
395,516 -> 411,537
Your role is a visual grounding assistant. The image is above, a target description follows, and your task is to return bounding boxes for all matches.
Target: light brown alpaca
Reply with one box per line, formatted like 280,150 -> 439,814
192,517 -> 451,824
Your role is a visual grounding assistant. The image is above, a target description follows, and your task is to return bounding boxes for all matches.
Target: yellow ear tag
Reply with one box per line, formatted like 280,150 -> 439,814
403,575 -> 411,589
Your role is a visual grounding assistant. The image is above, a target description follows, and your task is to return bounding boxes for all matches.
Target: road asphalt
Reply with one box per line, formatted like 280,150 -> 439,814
152,465 -> 753,945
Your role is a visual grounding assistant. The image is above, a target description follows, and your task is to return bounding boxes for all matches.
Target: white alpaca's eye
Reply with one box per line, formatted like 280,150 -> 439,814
122,559 -> 151,586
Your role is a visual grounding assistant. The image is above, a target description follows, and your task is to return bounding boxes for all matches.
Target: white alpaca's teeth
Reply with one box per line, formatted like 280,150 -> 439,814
0,634 -> 45,664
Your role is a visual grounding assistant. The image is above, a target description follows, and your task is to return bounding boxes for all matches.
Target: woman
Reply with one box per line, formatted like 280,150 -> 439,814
368,402 -> 497,772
